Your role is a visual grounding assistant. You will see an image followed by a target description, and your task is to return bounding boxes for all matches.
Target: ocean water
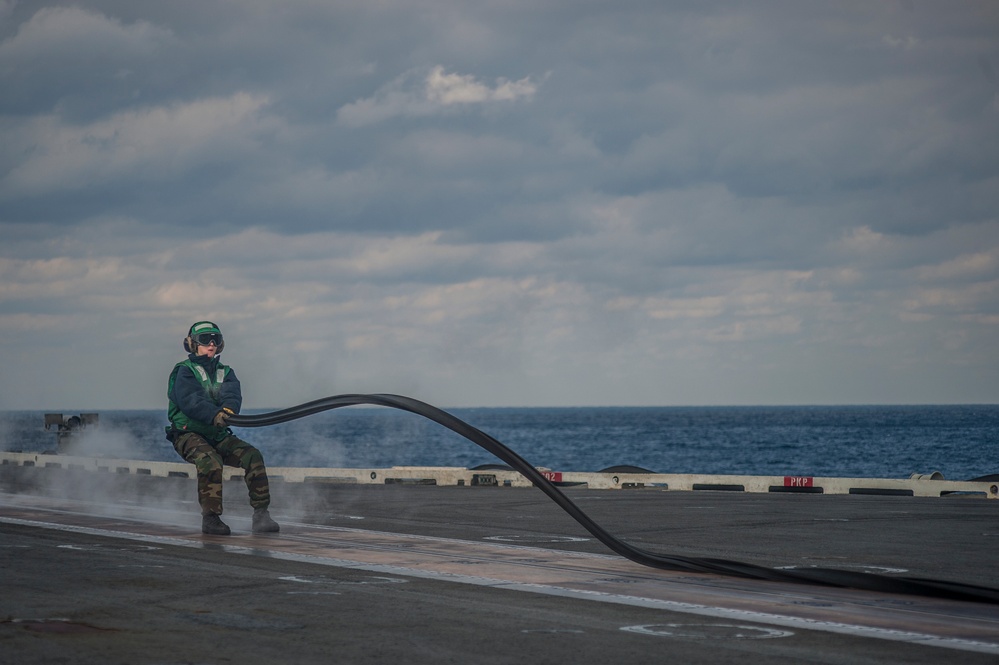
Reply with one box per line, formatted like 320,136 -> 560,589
1,405 -> 996,481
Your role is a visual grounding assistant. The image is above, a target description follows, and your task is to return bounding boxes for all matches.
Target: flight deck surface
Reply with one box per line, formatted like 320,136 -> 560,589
2,465 -> 997,663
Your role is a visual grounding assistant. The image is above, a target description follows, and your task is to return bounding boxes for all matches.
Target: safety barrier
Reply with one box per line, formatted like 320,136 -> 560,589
1,452 -> 995,498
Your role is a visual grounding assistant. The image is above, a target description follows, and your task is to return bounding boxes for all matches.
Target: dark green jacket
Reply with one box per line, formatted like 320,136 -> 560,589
166,354 -> 242,441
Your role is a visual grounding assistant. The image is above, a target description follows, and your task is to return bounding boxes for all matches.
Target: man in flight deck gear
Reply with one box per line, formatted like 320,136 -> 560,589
166,321 -> 280,535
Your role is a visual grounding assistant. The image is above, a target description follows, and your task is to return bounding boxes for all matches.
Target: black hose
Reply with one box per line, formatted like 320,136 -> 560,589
228,393 -> 999,605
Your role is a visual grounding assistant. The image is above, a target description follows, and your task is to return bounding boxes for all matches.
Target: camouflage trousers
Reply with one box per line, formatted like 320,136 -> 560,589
172,432 -> 270,516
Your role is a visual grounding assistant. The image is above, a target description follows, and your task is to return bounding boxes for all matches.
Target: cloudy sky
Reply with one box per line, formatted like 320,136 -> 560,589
1,1 -> 997,410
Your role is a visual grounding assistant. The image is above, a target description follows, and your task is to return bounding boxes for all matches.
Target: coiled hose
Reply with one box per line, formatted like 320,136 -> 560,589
228,393 -> 999,605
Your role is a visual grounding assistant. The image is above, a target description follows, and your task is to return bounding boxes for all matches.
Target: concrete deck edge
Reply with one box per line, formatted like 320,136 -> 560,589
2,451 -> 996,498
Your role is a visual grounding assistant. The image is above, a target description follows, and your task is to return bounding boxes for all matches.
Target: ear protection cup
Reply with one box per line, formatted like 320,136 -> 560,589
184,321 -> 224,353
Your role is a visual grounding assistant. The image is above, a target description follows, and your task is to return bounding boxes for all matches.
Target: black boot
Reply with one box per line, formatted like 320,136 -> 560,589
202,513 -> 231,535
252,508 -> 280,533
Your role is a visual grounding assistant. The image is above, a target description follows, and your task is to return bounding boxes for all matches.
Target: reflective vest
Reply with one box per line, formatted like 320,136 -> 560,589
166,359 -> 231,440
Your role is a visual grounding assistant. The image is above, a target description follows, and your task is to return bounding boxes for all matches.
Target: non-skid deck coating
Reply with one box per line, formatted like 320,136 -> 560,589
3,461 -> 999,664
2,493 -> 998,657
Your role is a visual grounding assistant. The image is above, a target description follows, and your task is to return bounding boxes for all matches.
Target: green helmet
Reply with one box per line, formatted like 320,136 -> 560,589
184,320 -> 225,353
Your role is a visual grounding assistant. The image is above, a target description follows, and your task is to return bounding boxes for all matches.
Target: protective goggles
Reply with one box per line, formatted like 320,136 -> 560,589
194,333 -> 223,346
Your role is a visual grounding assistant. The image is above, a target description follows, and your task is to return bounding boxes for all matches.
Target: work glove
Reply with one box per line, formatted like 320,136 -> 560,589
213,407 -> 235,427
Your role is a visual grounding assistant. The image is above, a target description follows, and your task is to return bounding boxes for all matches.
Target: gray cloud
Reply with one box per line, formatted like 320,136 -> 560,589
0,1 -> 997,409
